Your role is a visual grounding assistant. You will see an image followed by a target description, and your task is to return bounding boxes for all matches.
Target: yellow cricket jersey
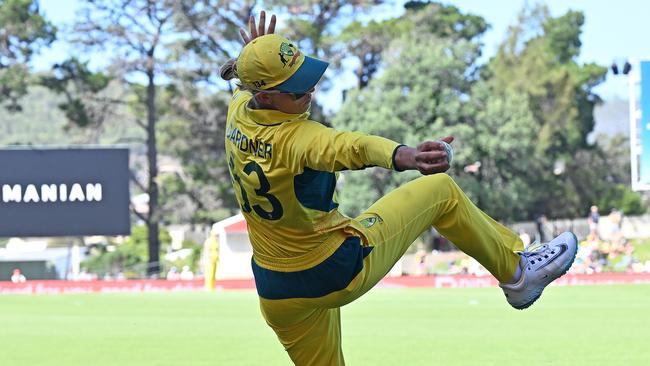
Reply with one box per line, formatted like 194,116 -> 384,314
225,89 -> 401,271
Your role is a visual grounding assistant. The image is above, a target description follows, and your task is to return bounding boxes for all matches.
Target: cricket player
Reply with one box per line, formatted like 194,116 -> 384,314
220,11 -> 578,365
204,227 -> 219,291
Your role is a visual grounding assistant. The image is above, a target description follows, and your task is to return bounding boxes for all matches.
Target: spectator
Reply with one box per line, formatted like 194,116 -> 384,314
77,268 -> 96,281
588,205 -> 600,240
180,266 -> 194,280
609,208 -> 623,241
166,266 -> 180,280
11,268 -> 26,283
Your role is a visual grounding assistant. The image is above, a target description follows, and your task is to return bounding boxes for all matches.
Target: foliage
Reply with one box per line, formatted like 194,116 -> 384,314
334,2 -> 489,216
338,1 -> 487,89
43,0 -> 185,275
164,239 -> 204,274
632,238 -> 650,263
475,5 -> 619,219
157,86 -> 239,224
334,2 -> 644,222
40,58 -> 115,132
457,82 -> 541,220
146,1 -> 261,223
334,34 -> 481,216
172,0 -> 255,84
0,84 -> 145,145
487,5 -> 607,158
596,184 -> 646,216
0,0 -> 56,111
82,225 -> 172,278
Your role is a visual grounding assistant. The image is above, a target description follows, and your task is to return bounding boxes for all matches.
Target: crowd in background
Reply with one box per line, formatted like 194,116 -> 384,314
425,237 -> 650,277
571,205 -> 650,274
415,205 -> 650,276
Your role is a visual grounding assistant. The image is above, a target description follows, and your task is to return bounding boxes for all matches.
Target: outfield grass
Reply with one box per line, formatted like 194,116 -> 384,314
1,285 -> 649,365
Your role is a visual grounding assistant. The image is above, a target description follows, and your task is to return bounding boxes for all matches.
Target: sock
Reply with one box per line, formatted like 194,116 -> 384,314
505,255 -> 523,284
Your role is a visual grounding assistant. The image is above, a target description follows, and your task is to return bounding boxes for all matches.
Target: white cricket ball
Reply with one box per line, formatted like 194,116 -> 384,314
440,141 -> 453,164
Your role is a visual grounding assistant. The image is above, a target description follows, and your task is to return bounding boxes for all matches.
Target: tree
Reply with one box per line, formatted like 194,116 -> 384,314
488,6 -> 606,157
44,0 -> 181,276
0,0 -> 55,111
334,3 -> 636,222
154,1 -> 259,224
334,34 -> 481,216
568,134 -> 646,216
157,86 -> 237,224
82,225 -> 172,278
40,58 -> 115,141
338,1 -> 487,89
458,81 -> 541,220
173,0 -> 256,88
160,1 -> 378,221
485,4 -> 613,219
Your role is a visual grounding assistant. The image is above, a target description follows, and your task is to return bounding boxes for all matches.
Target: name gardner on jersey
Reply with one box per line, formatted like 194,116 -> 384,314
226,123 -> 273,160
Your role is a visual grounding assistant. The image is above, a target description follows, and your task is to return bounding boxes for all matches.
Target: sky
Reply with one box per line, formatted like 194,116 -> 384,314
34,0 -> 650,111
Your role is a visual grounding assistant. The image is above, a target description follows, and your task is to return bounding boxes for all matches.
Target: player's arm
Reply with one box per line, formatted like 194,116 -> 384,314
288,120 -> 401,171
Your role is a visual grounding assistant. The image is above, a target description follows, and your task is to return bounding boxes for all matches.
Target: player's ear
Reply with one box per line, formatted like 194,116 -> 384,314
255,92 -> 274,105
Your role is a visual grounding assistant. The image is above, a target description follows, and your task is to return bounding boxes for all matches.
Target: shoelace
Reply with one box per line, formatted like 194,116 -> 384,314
520,241 -> 556,266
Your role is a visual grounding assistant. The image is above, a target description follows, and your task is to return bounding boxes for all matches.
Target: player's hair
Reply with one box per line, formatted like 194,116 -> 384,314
219,58 -> 238,81
220,58 -> 258,93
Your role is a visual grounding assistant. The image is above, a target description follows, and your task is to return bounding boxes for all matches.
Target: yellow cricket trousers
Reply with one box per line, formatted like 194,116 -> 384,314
253,174 -> 523,365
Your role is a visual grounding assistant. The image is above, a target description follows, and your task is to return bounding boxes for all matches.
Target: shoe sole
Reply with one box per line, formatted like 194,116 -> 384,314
513,232 -> 579,310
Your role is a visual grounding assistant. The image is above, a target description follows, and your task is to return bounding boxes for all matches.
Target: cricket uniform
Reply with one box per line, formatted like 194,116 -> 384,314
225,88 -> 523,366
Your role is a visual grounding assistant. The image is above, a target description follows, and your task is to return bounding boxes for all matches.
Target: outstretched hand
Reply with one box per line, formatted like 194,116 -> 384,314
395,136 -> 454,175
240,10 -> 277,45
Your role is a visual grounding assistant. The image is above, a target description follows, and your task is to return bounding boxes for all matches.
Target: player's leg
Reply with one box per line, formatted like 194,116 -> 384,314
259,297 -> 344,366
252,235 -> 376,365
340,173 -> 576,309
343,173 -> 522,294
312,174 -> 521,308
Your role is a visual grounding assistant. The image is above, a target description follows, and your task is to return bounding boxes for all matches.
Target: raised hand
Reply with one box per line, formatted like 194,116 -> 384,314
240,10 -> 277,45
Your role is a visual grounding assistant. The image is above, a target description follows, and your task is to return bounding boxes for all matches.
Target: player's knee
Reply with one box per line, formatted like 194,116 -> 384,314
426,173 -> 454,188
421,173 -> 460,198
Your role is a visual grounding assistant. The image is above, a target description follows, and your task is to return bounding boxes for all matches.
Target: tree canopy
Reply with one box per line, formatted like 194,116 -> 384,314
0,0 -> 55,111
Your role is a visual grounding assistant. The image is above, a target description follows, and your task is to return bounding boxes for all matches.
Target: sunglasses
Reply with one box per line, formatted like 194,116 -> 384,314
285,92 -> 307,100
252,87 -> 308,100
266,90 -> 307,100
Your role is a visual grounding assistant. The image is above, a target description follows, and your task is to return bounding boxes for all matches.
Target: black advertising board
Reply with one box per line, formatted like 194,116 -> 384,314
0,148 -> 130,237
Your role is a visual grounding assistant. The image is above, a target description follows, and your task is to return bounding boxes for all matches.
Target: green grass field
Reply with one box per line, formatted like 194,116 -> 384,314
1,285 -> 649,366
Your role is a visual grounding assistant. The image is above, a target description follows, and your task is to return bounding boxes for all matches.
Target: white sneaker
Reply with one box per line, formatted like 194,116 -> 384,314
499,231 -> 578,310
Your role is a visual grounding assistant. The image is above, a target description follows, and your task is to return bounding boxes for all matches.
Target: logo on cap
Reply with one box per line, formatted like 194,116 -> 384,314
279,42 -> 302,68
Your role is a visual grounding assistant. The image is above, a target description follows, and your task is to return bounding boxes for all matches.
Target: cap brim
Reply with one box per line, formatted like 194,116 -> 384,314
274,56 -> 329,94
